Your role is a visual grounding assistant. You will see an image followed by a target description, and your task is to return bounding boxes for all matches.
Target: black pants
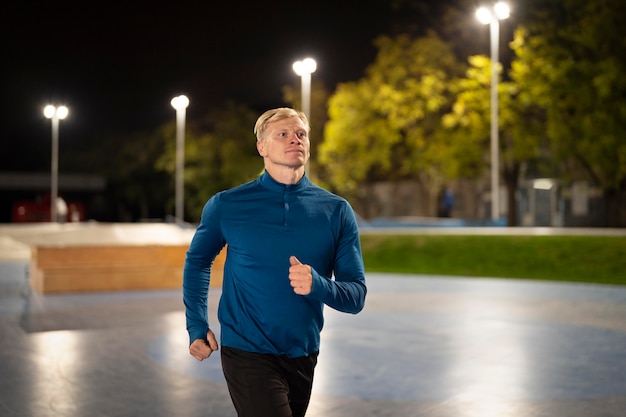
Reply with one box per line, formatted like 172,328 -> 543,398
221,346 -> 319,417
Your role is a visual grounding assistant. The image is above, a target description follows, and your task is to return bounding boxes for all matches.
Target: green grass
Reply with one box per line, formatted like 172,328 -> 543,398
360,234 -> 626,286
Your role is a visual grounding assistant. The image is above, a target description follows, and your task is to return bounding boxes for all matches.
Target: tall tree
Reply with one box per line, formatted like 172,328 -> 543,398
443,55 -> 545,226
319,32 -> 465,213
511,0 -> 626,226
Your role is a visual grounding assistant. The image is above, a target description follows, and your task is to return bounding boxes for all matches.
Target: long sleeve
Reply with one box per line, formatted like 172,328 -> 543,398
183,196 -> 225,345
308,202 -> 366,313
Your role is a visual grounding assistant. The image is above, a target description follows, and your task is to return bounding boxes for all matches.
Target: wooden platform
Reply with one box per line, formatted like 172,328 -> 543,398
30,244 -> 226,293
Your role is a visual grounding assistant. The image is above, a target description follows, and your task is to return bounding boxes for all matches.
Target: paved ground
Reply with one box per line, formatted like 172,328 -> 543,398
2,263 -> 626,416
1,223 -> 626,416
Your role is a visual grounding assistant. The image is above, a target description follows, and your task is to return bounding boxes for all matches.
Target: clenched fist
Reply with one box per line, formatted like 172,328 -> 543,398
288,256 -> 313,295
189,328 -> 219,361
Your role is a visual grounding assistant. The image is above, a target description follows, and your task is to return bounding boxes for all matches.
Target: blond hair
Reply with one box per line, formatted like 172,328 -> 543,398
253,107 -> 310,142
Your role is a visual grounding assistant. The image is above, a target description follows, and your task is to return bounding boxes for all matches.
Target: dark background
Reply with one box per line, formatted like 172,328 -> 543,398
0,0 -> 423,171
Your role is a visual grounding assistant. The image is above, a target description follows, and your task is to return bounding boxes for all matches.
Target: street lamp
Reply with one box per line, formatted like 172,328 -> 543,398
476,2 -> 510,222
170,94 -> 189,223
292,57 -> 317,174
43,104 -> 69,223
292,57 -> 317,120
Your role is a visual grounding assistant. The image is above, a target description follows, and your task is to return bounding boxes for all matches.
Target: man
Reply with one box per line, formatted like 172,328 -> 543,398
183,107 -> 367,417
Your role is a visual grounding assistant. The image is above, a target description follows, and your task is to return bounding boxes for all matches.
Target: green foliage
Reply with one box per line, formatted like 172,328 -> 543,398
87,102 -> 263,222
361,233 -> 626,285
510,0 -> 626,192
443,52 -> 546,188
440,55 -> 493,178
320,32 -> 465,198
157,102 -> 264,222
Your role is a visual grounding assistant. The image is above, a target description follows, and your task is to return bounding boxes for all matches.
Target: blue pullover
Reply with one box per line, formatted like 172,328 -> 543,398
183,171 -> 367,358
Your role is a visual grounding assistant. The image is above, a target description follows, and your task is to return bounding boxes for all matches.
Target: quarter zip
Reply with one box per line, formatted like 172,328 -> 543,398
283,187 -> 290,226
258,171 -> 310,227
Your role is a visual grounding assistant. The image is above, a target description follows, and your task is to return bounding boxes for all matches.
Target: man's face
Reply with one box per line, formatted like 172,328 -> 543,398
257,117 -> 310,169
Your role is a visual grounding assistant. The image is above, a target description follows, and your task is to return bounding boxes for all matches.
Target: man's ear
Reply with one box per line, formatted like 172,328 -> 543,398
256,140 -> 265,157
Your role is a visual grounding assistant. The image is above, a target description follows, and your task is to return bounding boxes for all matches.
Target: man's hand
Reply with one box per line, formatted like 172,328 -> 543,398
289,256 -> 313,295
189,328 -> 219,361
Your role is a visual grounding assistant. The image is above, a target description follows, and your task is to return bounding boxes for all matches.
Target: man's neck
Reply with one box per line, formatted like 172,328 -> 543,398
265,165 -> 305,185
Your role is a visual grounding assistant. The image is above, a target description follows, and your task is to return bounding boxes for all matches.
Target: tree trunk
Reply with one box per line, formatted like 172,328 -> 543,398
503,163 -> 520,227
604,186 -> 626,227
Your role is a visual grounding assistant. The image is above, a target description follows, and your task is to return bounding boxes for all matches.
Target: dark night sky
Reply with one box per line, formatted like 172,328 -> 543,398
1,0 -> 404,171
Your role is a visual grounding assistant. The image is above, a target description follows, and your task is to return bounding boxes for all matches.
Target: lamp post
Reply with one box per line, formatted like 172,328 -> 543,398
476,2 -> 510,222
292,57 -> 317,120
170,95 -> 189,223
43,104 -> 69,223
292,57 -> 317,174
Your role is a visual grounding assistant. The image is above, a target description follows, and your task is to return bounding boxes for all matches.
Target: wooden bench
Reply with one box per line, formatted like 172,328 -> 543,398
30,244 -> 226,293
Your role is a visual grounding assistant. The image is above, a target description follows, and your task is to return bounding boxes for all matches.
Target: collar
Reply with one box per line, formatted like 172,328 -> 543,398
259,170 -> 311,193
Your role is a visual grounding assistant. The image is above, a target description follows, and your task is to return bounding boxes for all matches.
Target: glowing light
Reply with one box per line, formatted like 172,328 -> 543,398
43,105 -> 69,120
476,2 -> 510,24
292,57 -> 317,76
170,95 -> 189,110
